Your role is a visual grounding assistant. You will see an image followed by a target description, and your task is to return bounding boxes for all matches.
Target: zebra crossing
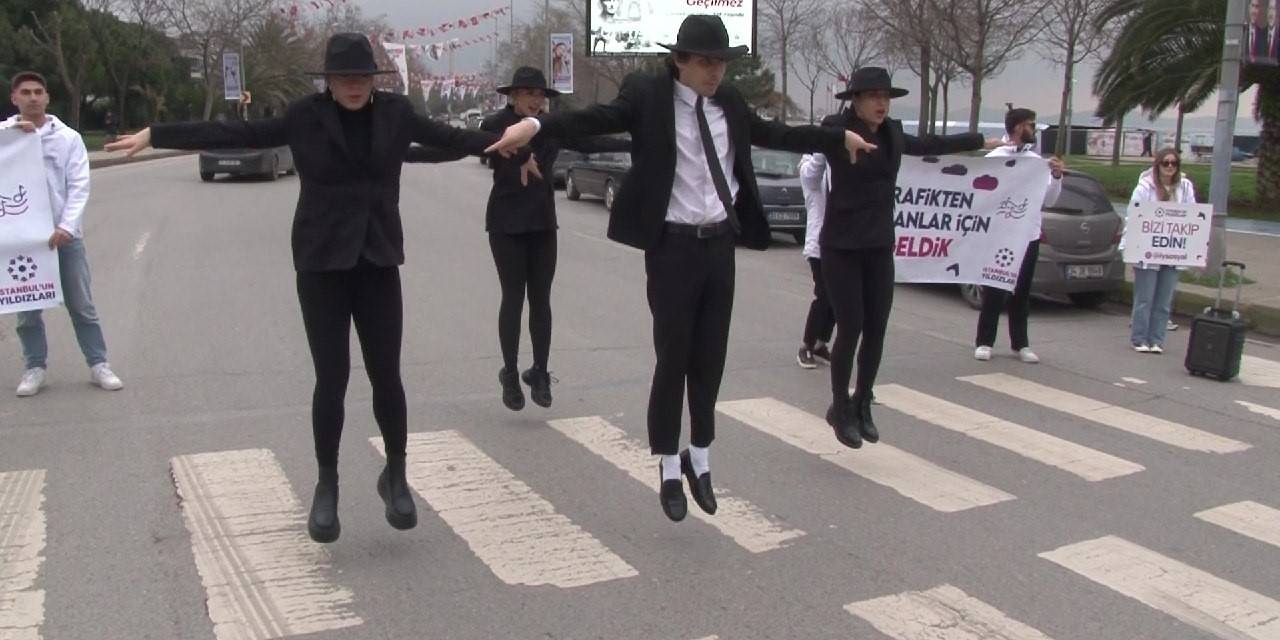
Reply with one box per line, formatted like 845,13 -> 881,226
2,370 -> 1276,639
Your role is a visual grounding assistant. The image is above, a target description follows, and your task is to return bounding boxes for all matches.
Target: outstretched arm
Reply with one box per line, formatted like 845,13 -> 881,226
410,113 -> 499,156
486,73 -> 640,157
106,117 -> 288,156
902,131 -> 988,156
404,144 -> 470,163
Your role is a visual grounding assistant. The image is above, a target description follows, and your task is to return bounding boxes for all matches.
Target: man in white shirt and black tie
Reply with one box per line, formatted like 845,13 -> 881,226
487,14 -> 875,521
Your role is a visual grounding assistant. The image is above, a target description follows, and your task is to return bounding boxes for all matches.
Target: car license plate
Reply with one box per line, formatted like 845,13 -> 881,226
1066,264 -> 1104,279
768,209 -> 802,223
217,160 -> 241,167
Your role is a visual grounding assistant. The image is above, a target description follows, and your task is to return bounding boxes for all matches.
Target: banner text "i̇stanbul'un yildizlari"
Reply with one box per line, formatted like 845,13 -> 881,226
0,128 -> 63,314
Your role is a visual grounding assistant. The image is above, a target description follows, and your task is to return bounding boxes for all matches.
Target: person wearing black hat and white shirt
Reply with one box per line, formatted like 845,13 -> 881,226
818,67 -> 997,450
486,15 -> 876,522
410,67 -> 628,410
106,33 -> 514,543
973,108 -> 1065,365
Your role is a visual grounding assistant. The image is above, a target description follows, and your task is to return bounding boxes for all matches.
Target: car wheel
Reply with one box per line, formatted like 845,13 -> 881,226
200,172 -> 214,182
792,231 -> 806,245
565,172 -> 581,200
1068,291 -> 1108,309
604,180 -> 617,211
959,284 -> 984,310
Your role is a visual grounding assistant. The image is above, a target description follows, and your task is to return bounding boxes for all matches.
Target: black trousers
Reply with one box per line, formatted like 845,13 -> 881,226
488,230 -> 557,371
802,257 -> 835,347
822,246 -> 895,403
976,240 -> 1039,350
645,231 -> 735,455
296,262 -> 407,467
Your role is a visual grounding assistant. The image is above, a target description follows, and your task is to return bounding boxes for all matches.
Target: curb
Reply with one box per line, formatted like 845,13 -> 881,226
1106,283 -> 1280,338
88,150 -> 193,169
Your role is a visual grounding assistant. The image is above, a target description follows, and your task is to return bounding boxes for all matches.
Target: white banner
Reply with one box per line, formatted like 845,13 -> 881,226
587,0 -> 755,56
420,79 -> 435,100
0,129 -> 62,314
550,33 -> 574,94
222,52 -> 242,100
382,42 -> 409,95
1122,201 -> 1212,267
894,156 -> 1051,292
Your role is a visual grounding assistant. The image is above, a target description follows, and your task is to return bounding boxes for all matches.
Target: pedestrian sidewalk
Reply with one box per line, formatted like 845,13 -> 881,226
87,147 -> 191,169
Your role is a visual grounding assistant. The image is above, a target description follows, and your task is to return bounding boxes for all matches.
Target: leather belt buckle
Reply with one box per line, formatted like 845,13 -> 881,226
695,223 -> 718,239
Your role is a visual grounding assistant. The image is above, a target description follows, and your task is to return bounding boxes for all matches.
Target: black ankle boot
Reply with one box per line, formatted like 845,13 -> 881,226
854,393 -> 879,443
499,367 -> 524,411
308,466 -> 340,543
521,365 -> 553,408
377,453 -> 417,530
826,397 -> 862,449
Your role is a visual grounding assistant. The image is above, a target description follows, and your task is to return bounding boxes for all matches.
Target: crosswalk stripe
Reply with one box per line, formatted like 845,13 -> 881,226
716,398 -> 1014,513
1040,535 -> 1280,639
1236,400 -> 1280,423
959,373 -> 1251,454
0,470 -> 46,640
876,384 -> 1145,482
845,583 -> 1054,640
547,416 -> 805,553
1195,501 -> 1280,549
373,431 -> 638,588
170,450 -> 362,640
1239,355 -> 1280,388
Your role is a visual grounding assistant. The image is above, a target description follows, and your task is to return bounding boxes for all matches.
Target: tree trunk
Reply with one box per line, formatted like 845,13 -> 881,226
929,76 -> 941,135
780,45 -> 788,121
1257,82 -> 1280,204
1111,113 -> 1124,168
968,73 -> 982,133
1056,56 -> 1075,156
942,77 -> 951,135
809,87 -> 816,124
1174,102 -> 1186,153
919,44 -> 931,129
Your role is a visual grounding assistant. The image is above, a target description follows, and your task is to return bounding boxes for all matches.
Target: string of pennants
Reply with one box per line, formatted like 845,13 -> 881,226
277,1 -> 510,41
406,33 -> 502,61
417,77 -> 499,101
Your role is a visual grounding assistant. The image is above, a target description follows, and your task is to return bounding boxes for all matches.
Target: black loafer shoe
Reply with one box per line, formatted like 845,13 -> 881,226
521,366 -> 553,408
659,464 -> 687,522
680,450 -> 717,515
377,455 -> 418,531
826,400 -> 862,449
308,467 -> 341,543
499,367 -> 524,411
854,394 -> 879,444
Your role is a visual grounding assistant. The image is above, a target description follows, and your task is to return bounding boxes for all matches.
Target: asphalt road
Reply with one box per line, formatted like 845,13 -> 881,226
2,155 -> 1279,640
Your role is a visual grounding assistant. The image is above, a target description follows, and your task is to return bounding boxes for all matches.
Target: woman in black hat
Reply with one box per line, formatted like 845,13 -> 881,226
106,33 -> 502,543
411,67 -> 627,410
819,67 -> 996,450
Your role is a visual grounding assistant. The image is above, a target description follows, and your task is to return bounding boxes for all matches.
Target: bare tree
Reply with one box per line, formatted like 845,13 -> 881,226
160,0 -> 273,120
862,0 -> 936,129
931,0 -> 1051,133
1038,0 -> 1112,155
83,0 -> 166,129
929,56 -> 964,134
791,23 -> 829,123
21,6 -> 93,127
759,0 -> 822,121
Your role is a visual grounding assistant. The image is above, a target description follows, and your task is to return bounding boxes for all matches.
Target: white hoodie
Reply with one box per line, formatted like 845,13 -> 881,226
1,114 -> 91,238
1122,167 -> 1198,268
798,153 -> 830,259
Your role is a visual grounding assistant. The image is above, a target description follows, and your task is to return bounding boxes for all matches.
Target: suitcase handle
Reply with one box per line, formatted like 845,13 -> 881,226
1213,261 -> 1247,315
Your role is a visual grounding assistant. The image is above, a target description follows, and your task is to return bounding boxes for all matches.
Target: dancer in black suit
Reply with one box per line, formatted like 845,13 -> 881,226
106,34 -> 506,543
487,15 -> 876,521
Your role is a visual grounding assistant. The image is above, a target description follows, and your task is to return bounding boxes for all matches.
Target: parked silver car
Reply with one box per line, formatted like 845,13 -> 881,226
959,171 -> 1124,309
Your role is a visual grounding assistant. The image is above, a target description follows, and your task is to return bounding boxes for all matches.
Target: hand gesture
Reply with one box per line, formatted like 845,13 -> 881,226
983,138 -> 1005,150
520,153 -> 543,186
48,229 -> 72,249
843,130 -> 877,164
103,127 -> 152,157
13,120 -> 36,133
1048,156 -> 1065,179
484,119 -> 538,158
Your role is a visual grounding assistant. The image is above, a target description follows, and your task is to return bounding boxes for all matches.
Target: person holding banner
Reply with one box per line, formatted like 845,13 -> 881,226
105,33 -> 515,544
819,67 -> 992,450
3,71 -> 125,397
1127,148 -> 1196,354
973,108 -> 1065,365
484,14 -> 876,521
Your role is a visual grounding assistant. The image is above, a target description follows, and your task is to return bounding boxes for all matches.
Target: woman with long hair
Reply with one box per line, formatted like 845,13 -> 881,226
1128,147 -> 1196,354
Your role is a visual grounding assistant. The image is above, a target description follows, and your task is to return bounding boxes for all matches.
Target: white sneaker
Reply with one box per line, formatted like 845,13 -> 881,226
974,346 -> 992,361
1166,321 -> 1179,332
1150,344 -> 1164,354
90,363 -> 123,391
1134,344 -> 1151,353
15,368 -> 45,397
1018,347 -> 1040,364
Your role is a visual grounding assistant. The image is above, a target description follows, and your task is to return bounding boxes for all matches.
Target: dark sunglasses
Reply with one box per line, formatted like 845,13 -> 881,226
1160,159 -> 1180,167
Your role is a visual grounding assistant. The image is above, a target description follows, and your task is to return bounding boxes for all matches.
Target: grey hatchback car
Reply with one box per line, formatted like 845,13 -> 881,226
960,170 -> 1124,309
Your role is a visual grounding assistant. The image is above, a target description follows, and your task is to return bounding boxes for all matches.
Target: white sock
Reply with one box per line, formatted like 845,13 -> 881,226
688,445 -> 710,475
814,341 -> 826,350
660,455 -> 682,481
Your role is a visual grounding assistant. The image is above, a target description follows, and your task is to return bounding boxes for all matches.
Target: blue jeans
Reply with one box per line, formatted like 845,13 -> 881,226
15,238 -> 109,369
1130,265 -> 1179,347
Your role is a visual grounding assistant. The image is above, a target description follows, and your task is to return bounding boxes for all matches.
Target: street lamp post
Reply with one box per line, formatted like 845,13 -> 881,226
1207,0 -> 1247,276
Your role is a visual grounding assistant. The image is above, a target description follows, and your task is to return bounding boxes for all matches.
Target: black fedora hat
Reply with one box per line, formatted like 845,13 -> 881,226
835,66 -> 909,100
308,32 -> 395,76
659,14 -> 749,60
496,66 -> 560,97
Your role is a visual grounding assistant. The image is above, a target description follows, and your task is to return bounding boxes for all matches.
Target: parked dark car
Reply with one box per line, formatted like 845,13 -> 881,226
959,170 -> 1124,309
199,146 -> 294,181
552,149 -> 585,188
751,147 -> 807,243
565,151 -> 631,211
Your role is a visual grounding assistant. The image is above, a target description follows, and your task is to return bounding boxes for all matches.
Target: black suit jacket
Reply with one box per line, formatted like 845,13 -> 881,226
150,91 -> 497,271
536,71 -> 847,251
820,112 -> 983,250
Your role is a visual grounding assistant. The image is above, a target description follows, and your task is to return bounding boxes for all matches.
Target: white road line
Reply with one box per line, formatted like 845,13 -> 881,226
133,232 -> 150,260
170,450 -> 361,640
0,470 -> 46,640
1041,535 -> 1280,640
548,416 -> 805,553
876,385 -> 1144,482
716,398 -> 1014,513
1195,501 -> 1280,549
959,374 -> 1251,454
1237,400 -> 1280,422
1240,355 -> 1280,388
846,583 -> 1055,640
1121,377 -> 1148,385
372,431 -> 637,588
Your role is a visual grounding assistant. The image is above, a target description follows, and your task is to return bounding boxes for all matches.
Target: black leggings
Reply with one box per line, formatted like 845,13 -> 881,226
296,262 -> 407,467
822,247 -> 895,403
488,230 -> 557,371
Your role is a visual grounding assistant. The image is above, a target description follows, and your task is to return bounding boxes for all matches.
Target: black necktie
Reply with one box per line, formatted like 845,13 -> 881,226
695,95 -> 740,232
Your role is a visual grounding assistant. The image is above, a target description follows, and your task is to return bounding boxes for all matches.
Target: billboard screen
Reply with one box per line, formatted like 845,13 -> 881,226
1246,0 -> 1279,66
587,0 -> 756,56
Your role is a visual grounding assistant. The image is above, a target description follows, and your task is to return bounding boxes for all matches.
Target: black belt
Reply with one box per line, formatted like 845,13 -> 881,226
664,220 -> 734,239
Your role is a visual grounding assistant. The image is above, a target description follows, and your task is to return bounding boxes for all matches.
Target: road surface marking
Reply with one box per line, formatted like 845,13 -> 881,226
0,470 -> 46,640
1195,501 -> 1280,549
846,583 -> 1054,640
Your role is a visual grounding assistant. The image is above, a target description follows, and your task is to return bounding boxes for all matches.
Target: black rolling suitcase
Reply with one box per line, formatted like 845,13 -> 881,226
1185,260 -> 1247,381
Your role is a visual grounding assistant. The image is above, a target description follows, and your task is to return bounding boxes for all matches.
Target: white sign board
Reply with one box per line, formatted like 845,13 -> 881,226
550,33 -> 574,94
222,52 -> 242,100
587,0 -> 755,56
1122,201 -> 1212,267
0,129 -> 63,314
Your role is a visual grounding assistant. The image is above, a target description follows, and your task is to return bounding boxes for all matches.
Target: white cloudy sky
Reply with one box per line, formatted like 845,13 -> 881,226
350,0 -> 1258,134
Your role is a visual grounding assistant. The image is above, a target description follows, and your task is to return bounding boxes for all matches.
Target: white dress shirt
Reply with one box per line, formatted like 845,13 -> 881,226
665,80 -> 737,225
1,114 -> 91,237
798,153 -> 830,259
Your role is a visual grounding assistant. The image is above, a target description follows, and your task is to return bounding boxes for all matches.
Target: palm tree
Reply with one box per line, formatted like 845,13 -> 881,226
242,15 -> 314,116
1094,0 -> 1280,203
